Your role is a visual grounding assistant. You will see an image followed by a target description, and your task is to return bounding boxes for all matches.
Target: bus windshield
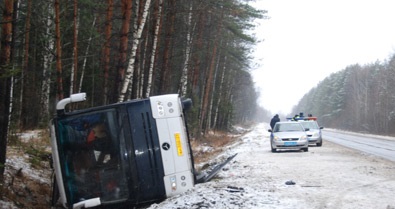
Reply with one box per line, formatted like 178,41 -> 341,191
56,109 -> 129,205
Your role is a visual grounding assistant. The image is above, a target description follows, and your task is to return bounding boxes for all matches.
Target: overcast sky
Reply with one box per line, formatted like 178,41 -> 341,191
250,0 -> 395,115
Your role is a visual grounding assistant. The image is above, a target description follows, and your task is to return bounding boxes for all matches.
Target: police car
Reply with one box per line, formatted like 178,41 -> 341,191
287,113 -> 323,147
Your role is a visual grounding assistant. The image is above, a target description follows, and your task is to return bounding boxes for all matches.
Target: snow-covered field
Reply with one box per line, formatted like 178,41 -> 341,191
2,123 -> 395,209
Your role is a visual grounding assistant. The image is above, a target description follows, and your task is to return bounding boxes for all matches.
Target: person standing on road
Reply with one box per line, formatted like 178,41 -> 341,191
270,114 -> 280,129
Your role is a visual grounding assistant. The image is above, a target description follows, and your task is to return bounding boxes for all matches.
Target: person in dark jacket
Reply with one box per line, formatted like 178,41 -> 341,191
270,114 -> 280,129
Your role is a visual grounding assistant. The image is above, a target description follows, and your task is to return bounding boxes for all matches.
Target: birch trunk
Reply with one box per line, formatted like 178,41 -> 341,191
116,0 -> 133,102
139,29 -> 149,98
207,51 -> 221,130
127,0 -> 139,100
78,17 -> 96,93
119,0 -> 152,102
213,55 -> 227,129
178,1 -> 193,97
40,3 -> 54,124
146,0 -> 163,97
10,0 -> 19,129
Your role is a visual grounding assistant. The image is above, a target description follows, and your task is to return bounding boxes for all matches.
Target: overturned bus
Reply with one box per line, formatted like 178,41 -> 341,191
50,93 -> 197,208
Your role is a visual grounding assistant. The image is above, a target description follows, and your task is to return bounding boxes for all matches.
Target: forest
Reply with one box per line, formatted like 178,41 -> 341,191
293,54 -> 395,136
0,0 -> 266,183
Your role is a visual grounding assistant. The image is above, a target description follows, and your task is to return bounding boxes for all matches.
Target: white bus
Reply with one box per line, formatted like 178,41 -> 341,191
50,93 -> 195,209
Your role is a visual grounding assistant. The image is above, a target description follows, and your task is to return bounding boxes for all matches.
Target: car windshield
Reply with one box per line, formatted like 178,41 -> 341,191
299,121 -> 319,129
274,123 -> 304,132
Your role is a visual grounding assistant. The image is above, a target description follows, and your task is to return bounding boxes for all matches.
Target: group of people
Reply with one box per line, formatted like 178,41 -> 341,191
270,112 -> 314,129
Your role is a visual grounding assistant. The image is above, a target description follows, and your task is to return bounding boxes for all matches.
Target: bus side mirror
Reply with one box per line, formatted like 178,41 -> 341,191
182,98 -> 192,111
56,93 -> 87,115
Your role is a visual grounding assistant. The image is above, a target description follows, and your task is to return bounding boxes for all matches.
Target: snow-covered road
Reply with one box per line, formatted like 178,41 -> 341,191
147,123 -> 395,209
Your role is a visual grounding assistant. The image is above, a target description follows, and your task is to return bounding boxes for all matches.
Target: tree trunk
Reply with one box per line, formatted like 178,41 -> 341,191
114,0 -> 131,103
207,50 -> 221,130
146,0 -> 163,97
55,0 -> 63,100
20,0 -> 32,129
119,0 -> 152,102
138,26 -> 149,98
0,0 -> 14,184
40,2 -> 54,125
191,11 -> 205,95
159,0 -> 176,94
178,1 -> 193,97
70,0 -> 79,95
200,11 -> 223,135
129,0 -> 140,100
213,55 -> 227,129
10,0 -> 19,129
78,17 -> 96,93
103,0 -> 114,104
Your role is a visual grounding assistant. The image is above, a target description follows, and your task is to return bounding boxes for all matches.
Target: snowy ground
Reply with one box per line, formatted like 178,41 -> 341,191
2,123 -> 395,209
0,130 -> 51,209
148,123 -> 395,209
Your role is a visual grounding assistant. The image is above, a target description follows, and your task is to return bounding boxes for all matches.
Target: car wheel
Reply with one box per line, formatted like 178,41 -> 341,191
317,141 -> 322,147
270,142 -> 276,152
302,147 -> 308,152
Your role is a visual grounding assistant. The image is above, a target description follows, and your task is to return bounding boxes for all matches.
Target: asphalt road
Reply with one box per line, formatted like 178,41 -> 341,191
323,129 -> 395,162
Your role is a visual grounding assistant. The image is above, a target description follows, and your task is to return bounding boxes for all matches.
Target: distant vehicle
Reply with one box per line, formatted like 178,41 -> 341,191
268,121 -> 309,152
298,120 -> 323,146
